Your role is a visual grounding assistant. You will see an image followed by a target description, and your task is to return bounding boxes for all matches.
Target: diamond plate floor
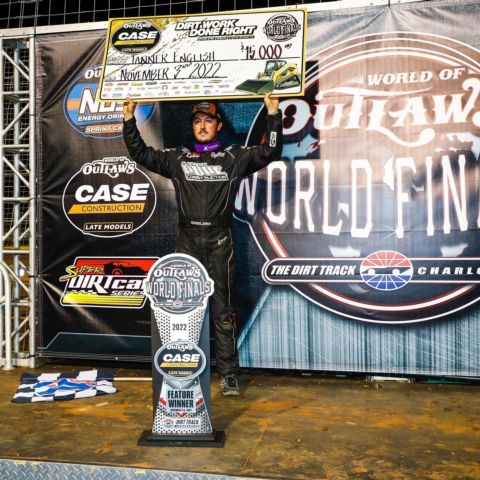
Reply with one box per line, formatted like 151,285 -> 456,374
0,459 -> 264,480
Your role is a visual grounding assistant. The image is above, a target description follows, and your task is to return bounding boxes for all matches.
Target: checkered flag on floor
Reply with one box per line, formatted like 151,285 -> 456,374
12,370 -> 116,403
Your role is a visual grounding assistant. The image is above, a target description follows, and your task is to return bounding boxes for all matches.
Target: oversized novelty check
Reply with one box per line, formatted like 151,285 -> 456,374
98,9 -> 306,101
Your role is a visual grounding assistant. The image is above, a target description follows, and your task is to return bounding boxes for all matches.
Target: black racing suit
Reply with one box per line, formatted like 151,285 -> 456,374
123,111 -> 283,376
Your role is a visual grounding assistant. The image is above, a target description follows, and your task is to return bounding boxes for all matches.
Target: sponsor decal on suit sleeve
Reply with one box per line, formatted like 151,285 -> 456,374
269,131 -> 277,147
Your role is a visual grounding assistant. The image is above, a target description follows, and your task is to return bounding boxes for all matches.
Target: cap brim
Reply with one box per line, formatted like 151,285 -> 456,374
192,111 -> 221,121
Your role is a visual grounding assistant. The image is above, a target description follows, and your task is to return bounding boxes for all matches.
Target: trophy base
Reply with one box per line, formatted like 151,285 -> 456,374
137,429 -> 225,448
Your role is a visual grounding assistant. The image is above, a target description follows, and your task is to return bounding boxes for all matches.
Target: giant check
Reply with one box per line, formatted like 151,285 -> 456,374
98,9 -> 306,101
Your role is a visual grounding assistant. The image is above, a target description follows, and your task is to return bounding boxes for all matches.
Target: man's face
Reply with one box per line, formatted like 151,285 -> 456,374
192,113 -> 222,143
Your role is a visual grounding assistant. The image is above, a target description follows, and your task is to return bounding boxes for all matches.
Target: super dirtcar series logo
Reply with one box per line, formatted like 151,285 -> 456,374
235,32 -> 480,324
59,257 -> 159,308
64,64 -> 155,138
62,156 -> 157,238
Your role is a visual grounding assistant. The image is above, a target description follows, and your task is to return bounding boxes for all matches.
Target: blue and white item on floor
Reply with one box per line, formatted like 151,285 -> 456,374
12,369 -> 116,403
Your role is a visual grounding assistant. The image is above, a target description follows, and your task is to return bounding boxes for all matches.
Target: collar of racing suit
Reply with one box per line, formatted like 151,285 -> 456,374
194,139 -> 221,153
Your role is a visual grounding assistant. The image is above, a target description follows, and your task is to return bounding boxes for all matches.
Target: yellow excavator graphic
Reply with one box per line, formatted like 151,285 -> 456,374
236,60 -> 301,94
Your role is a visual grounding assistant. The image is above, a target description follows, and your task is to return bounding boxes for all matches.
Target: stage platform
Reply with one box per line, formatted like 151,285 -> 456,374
0,365 -> 479,480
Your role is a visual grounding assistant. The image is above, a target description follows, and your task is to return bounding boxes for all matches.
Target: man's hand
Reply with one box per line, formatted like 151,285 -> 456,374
123,98 -> 137,121
264,92 -> 279,115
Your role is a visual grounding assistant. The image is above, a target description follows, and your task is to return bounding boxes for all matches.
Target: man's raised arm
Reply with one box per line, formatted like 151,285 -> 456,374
240,92 -> 283,177
123,98 -> 175,179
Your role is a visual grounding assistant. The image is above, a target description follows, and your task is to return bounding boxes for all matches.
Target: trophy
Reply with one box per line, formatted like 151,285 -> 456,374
138,253 -> 225,447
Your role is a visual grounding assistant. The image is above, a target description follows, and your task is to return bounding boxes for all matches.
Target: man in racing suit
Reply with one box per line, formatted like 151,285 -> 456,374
123,94 -> 282,395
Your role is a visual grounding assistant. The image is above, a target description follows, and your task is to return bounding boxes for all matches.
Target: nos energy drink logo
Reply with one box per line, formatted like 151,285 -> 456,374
64,64 -> 155,138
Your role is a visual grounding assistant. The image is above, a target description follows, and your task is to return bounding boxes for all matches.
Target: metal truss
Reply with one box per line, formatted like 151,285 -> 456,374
0,33 -> 35,369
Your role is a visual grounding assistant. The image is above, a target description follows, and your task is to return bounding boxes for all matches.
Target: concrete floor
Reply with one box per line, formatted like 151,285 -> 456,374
0,365 -> 479,480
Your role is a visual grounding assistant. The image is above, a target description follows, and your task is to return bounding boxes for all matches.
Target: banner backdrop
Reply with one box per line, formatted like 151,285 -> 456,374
38,0 -> 480,376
